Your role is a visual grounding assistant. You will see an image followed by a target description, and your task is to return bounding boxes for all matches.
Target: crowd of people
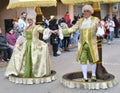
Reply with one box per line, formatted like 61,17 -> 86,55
0,9 -> 120,62
0,12 -> 27,63
101,14 -> 120,44
43,12 -> 80,56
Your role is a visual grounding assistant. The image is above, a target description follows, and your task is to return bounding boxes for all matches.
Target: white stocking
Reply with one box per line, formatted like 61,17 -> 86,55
81,64 -> 87,80
91,64 -> 96,77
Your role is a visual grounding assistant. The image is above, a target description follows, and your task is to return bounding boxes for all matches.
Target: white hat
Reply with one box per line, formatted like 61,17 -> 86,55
82,4 -> 94,14
49,15 -> 55,21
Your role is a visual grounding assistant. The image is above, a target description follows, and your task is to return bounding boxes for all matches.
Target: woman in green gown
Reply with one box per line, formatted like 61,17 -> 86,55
5,16 -> 51,78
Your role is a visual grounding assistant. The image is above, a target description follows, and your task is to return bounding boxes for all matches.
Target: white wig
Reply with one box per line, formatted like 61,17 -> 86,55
27,14 -> 36,21
27,8 -> 36,23
82,4 -> 94,14
26,14 -> 36,27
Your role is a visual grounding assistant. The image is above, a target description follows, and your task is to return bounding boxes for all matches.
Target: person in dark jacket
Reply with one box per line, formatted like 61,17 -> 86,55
49,17 -> 60,56
0,28 -> 12,61
113,15 -> 120,38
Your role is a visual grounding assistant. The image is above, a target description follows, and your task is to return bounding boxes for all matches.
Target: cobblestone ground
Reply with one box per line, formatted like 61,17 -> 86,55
0,38 -> 120,93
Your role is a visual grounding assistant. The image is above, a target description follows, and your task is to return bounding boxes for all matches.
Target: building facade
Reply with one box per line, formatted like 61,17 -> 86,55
0,0 -> 120,33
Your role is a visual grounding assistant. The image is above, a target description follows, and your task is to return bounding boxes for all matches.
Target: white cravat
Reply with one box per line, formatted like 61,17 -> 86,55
81,16 -> 92,29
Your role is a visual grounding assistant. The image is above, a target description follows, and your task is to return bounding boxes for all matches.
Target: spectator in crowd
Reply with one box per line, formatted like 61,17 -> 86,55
49,16 -> 63,56
60,17 -> 70,51
106,17 -> 115,44
64,12 -> 72,47
0,28 -> 12,62
18,12 -> 27,34
64,11 -> 72,28
12,18 -> 21,38
5,28 -> 17,49
103,15 -> 109,40
72,16 -> 80,47
64,12 -> 70,21
113,15 -> 120,38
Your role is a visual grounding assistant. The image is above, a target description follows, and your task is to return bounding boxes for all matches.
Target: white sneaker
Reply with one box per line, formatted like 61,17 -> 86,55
108,41 -> 111,45
57,50 -> 61,54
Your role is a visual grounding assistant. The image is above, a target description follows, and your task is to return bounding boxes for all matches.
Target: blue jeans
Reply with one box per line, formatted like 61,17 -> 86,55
59,39 -> 64,49
73,30 -> 80,45
108,31 -> 113,41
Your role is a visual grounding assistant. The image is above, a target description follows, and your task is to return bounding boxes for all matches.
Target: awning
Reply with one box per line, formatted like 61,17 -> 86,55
61,0 -> 120,4
7,0 -> 57,9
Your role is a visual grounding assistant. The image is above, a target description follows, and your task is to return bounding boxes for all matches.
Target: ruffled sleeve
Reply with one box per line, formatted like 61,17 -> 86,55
36,25 -> 45,33
43,28 -> 51,40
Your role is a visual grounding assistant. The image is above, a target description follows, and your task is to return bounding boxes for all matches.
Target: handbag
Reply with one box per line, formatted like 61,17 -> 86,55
50,34 -> 59,44
96,26 -> 105,37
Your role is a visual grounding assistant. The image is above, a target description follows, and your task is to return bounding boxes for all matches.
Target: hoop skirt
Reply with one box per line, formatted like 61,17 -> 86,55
5,26 -> 51,78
